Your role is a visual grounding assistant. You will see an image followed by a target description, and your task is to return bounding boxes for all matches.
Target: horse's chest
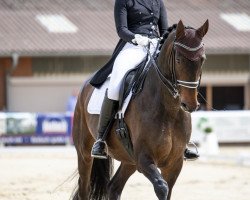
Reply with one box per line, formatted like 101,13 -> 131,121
157,117 -> 191,147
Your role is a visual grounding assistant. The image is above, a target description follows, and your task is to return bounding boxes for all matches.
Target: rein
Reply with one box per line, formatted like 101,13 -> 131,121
147,42 -> 179,98
147,38 -> 203,98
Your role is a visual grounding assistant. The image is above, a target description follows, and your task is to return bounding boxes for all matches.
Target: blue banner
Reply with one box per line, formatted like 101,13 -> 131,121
0,135 -> 71,145
36,113 -> 72,136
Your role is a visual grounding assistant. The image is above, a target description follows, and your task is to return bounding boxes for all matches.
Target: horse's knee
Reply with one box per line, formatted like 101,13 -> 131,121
154,178 -> 169,200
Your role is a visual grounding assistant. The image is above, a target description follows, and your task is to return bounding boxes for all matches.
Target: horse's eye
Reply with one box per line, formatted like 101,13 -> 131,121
201,57 -> 206,67
176,58 -> 181,64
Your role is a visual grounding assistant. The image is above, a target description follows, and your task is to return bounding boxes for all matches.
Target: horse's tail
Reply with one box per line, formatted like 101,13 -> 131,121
71,151 -> 113,200
89,156 -> 113,199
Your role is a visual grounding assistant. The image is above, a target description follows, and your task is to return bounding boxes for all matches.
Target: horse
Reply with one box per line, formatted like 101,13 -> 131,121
72,19 -> 209,200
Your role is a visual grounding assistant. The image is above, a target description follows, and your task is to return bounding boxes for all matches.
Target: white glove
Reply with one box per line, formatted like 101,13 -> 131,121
132,34 -> 150,46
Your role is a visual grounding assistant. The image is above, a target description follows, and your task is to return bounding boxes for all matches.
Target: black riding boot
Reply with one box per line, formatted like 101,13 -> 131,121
91,93 -> 118,159
184,147 -> 200,161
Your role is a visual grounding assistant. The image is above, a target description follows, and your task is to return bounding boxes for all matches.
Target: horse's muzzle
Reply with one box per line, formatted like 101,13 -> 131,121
181,102 -> 200,113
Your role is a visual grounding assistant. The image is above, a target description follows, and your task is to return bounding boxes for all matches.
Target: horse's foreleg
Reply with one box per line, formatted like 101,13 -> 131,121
160,159 -> 184,200
108,162 -> 136,200
137,154 -> 169,200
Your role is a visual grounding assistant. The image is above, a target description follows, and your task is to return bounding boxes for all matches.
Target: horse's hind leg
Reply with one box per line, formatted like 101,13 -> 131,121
74,132 -> 94,200
73,94 -> 95,199
76,152 -> 93,199
137,154 -> 169,200
108,162 -> 136,199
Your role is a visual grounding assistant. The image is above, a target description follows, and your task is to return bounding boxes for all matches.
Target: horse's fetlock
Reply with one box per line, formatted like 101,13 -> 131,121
157,179 -> 164,186
154,179 -> 169,200
153,178 -> 166,187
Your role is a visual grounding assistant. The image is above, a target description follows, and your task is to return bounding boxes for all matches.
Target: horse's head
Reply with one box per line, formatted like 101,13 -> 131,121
160,20 -> 209,113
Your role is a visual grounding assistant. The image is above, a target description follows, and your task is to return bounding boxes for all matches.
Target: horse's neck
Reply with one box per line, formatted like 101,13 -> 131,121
157,40 -> 174,81
142,65 -> 180,117
145,39 -> 181,114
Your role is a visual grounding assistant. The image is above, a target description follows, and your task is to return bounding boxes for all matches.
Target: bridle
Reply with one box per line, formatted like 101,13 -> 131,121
174,42 -> 204,52
147,37 -> 204,99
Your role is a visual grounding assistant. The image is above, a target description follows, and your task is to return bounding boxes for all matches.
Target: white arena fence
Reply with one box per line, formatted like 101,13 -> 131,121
0,111 -> 250,145
0,112 -> 73,145
191,110 -> 250,144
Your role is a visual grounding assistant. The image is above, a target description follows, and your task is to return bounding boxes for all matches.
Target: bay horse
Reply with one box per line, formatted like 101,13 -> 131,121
72,20 -> 209,200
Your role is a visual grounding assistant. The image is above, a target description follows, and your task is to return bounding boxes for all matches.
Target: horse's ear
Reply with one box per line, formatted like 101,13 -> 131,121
196,19 -> 209,38
176,20 -> 185,40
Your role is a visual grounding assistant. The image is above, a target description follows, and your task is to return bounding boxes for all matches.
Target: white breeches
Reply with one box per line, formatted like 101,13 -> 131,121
107,39 -> 158,100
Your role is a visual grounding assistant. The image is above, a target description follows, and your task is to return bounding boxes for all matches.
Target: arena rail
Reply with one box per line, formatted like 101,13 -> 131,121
191,110 -> 250,144
1,111 -> 250,145
0,112 -> 73,145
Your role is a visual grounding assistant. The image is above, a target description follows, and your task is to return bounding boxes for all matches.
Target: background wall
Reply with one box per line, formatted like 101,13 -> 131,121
7,75 -> 89,112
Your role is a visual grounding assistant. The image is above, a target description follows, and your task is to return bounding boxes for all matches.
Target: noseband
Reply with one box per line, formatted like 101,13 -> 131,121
147,38 -> 203,98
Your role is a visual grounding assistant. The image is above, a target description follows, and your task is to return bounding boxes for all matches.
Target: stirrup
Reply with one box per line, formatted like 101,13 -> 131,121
91,139 -> 108,159
184,141 -> 199,161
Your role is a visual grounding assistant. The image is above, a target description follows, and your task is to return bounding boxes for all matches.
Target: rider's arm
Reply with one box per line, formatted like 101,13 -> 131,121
158,0 -> 169,36
114,0 -> 135,42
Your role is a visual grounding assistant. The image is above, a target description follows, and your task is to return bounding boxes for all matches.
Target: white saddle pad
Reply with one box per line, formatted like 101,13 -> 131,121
87,78 -> 132,116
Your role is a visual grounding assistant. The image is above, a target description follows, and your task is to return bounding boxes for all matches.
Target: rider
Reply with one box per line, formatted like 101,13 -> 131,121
90,0 -> 199,160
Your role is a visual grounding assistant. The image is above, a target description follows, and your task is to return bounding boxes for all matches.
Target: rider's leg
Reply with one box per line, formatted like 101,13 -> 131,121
91,91 -> 118,159
107,42 -> 149,100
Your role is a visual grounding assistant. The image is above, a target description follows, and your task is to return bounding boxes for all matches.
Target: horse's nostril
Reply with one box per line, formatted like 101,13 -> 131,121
181,103 -> 188,111
196,103 -> 200,110
181,102 -> 198,113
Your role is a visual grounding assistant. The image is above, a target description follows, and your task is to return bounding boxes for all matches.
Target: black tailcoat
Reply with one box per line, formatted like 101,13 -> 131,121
90,0 -> 168,88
